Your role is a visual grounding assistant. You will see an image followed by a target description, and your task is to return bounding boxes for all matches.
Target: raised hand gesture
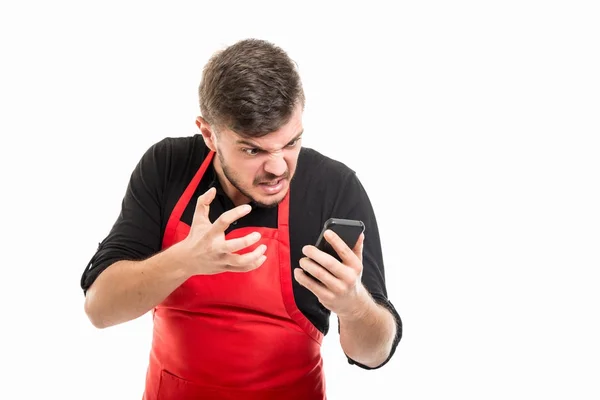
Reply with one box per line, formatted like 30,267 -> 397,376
178,187 -> 267,275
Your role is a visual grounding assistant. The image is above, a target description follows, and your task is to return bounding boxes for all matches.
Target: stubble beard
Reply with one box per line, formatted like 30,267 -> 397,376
218,152 -> 290,209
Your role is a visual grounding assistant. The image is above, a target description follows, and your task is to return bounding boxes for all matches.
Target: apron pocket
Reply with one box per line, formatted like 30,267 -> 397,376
157,370 -> 207,400
156,369 -> 325,400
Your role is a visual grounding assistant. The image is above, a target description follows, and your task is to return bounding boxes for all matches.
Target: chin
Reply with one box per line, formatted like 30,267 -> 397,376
251,189 -> 289,208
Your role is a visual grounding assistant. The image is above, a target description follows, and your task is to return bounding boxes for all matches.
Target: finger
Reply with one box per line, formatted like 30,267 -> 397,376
301,244 -> 347,279
226,244 -> 267,270
353,233 -> 365,262
222,231 -> 262,253
191,187 -> 217,226
299,257 -> 344,292
210,203 -> 252,234
294,268 -> 332,300
324,230 -> 360,268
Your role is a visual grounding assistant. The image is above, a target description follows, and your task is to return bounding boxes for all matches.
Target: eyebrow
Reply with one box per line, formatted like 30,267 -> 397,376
236,130 -> 304,150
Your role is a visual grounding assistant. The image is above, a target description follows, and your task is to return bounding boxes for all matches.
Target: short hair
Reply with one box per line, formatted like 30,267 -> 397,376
198,38 -> 305,137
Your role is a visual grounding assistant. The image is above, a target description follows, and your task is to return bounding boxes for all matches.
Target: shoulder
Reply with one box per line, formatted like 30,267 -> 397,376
295,147 -> 376,213
292,147 -> 364,218
126,134 -> 210,202
144,134 -> 207,162
295,146 -> 367,202
139,134 -> 209,180
296,146 -> 357,184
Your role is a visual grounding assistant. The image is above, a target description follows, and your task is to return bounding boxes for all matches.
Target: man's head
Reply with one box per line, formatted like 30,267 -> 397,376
196,39 -> 305,208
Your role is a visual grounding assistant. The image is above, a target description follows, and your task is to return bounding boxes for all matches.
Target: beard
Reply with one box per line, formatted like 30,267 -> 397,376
218,151 -> 290,208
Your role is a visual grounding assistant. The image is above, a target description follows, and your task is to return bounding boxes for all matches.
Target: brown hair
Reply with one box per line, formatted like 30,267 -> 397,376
198,39 -> 305,137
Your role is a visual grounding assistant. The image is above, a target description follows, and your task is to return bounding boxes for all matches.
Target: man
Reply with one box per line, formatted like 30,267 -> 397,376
81,38 -> 402,400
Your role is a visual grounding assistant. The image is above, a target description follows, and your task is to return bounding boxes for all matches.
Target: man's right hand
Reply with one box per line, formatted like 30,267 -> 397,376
84,187 -> 267,329
176,187 -> 267,275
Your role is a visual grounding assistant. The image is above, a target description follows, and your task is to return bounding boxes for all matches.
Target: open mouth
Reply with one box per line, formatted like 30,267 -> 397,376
258,179 -> 284,194
261,179 -> 281,186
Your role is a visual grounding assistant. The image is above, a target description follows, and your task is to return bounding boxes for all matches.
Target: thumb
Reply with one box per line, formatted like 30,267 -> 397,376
352,233 -> 365,262
191,187 -> 216,227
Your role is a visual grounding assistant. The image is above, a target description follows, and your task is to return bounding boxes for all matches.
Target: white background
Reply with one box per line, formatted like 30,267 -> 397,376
1,1 -> 599,399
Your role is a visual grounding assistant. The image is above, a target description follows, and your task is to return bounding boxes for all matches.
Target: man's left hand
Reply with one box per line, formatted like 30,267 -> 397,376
294,230 -> 369,320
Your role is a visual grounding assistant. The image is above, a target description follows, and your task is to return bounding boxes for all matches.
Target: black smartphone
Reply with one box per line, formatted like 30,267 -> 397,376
300,218 -> 365,282
315,218 -> 365,261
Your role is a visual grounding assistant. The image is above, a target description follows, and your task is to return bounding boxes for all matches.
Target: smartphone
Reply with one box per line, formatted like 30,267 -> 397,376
315,218 -> 365,261
301,218 -> 364,282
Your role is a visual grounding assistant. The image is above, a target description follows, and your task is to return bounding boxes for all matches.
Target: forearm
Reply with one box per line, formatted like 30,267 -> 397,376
84,243 -> 191,329
338,289 -> 397,368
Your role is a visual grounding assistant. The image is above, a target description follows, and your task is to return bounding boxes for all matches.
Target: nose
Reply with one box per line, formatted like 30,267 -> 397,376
264,152 -> 287,177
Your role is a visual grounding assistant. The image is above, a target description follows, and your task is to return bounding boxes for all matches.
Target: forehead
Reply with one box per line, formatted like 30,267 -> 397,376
224,106 -> 303,150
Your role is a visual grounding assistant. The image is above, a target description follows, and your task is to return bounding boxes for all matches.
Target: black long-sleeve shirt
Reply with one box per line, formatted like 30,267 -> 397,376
80,134 -> 402,369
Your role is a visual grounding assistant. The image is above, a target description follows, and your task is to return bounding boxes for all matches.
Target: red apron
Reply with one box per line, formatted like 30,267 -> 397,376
142,150 -> 326,399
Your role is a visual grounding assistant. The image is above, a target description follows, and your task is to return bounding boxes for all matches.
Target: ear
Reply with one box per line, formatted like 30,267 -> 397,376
196,116 -> 217,151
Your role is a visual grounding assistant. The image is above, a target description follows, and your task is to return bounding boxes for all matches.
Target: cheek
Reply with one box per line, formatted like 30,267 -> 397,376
286,155 -> 299,173
241,160 -> 264,183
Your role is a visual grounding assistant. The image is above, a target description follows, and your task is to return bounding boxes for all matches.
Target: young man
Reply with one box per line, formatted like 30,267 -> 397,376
81,38 -> 402,400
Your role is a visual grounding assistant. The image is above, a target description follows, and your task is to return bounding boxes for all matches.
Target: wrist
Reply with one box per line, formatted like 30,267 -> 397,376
163,241 -> 194,279
339,285 -> 373,323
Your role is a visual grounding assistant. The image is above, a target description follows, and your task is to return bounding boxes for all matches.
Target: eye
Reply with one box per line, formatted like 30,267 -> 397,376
287,138 -> 300,147
242,148 -> 260,156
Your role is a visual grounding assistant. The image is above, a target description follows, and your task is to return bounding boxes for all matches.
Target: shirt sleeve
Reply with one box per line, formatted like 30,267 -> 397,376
80,139 -> 170,294
333,171 -> 403,370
